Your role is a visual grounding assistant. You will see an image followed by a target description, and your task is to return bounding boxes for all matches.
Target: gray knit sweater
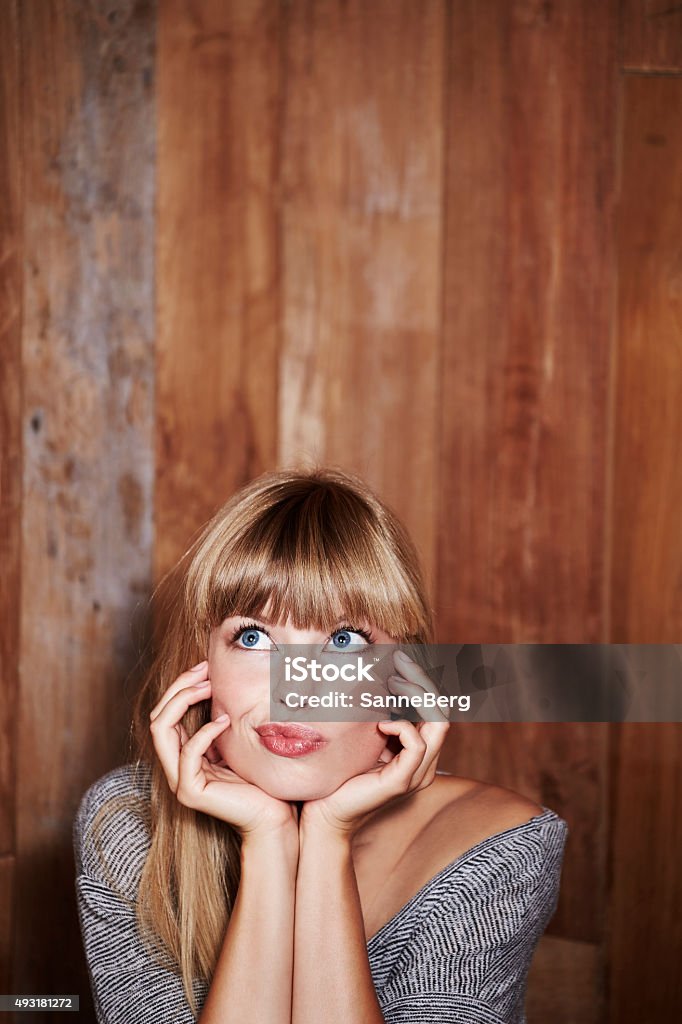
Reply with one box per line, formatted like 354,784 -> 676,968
73,763 -> 568,1024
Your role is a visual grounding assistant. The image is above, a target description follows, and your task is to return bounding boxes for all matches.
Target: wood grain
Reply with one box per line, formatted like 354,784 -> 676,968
525,934 -> 604,1024
0,0 -> 21,861
278,0 -> 446,595
437,0 -> 618,968
0,856 -> 14,997
155,0 -> 281,578
621,0 -> 682,70
608,724 -> 682,1021
438,0 -> 618,645
15,0 -> 155,1014
607,72 -> 682,1023
610,75 -> 682,644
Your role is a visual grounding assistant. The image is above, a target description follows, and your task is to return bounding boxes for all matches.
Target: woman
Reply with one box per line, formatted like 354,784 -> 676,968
73,466 -> 568,1024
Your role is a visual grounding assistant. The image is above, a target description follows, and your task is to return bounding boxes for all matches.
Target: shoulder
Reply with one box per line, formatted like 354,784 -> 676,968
410,776 -> 568,932
417,774 -> 568,877
73,762 -> 153,896
374,781 -> 568,1020
433,772 -> 544,820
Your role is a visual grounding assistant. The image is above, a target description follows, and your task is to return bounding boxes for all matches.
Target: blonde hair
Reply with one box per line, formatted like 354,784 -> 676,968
93,465 -> 434,1015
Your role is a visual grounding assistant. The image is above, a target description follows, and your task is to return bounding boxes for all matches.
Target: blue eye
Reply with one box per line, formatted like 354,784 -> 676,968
231,623 -> 273,650
229,620 -> 375,651
326,627 -> 373,650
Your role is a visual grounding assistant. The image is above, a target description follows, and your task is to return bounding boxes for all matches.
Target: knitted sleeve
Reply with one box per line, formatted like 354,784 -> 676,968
374,814 -> 568,1024
72,765 -> 207,1024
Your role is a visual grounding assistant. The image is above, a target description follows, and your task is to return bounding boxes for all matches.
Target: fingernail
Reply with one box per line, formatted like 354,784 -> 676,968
215,713 -> 228,722
387,675 -> 404,686
190,660 -> 208,671
192,679 -> 210,687
396,650 -> 412,663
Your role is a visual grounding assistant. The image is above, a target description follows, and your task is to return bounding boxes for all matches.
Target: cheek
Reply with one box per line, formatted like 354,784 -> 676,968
208,654 -> 270,717
339,725 -> 388,765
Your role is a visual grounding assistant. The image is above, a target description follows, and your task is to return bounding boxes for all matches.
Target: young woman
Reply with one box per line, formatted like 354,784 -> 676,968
73,466 -> 568,1024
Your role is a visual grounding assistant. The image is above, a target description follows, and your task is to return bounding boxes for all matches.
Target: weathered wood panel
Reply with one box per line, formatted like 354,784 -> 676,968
0,856 -> 14,998
15,1 -> 156,1017
525,934 -> 603,1023
0,0 -> 22,865
155,0 -> 281,578
607,73 -> 682,1023
437,1 -> 619,1016
278,0 -> 445,595
608,724 -> 682,1021
621,0 -> 682,70
1,0 -> 23,1004
610,75 -> 682,644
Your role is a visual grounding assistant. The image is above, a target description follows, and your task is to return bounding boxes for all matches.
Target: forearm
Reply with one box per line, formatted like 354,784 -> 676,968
198,830 -> 298,1024
292,823 -> 384,1024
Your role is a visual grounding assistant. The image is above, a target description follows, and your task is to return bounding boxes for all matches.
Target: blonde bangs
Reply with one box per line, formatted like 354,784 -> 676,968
185,468 -> 433,645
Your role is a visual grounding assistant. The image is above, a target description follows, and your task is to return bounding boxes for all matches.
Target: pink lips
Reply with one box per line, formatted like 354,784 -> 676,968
256,723 -> 327,758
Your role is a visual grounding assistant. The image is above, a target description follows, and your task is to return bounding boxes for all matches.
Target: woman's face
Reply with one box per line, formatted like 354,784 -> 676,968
206,609 -> 396,800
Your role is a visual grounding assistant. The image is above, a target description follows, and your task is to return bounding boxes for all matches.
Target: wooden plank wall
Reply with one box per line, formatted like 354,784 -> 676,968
156,0 -> 280,574
0,0 -> 22,1001
1,0 -> 157,1014
607,71 -> 682,1021
0,2 -> 680,1022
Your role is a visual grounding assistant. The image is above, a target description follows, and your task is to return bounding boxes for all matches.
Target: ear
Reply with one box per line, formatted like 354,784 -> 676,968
205,739 -> 224,765
385,733 -> 403,757
377,731 -> 402,763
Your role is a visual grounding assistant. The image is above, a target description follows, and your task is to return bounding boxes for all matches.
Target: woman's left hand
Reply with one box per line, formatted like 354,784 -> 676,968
300,651 -> 451,836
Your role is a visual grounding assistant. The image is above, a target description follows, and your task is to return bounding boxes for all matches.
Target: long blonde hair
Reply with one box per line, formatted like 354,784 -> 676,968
93,465 -> 434,1015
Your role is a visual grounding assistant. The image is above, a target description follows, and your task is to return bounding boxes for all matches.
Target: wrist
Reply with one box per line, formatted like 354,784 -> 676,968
240,821 -> 299,865
298,809 -> 355,851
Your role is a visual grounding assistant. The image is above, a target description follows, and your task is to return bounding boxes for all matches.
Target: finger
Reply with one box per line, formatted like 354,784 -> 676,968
379,718 -> 449,791
389,657 -> 448,723
411,720 -> 450,789
150,679 -> 212,735
391,650 -> 440,691
376,743 -> 397,765
375,719 -> 428,793
150,685 -> 213,791
386,676 -> 450,724
149,662 -> 209,722
176,715 -> 231,806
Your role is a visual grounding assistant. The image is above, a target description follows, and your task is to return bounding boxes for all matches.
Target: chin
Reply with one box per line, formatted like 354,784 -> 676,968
259,772 -> 345,802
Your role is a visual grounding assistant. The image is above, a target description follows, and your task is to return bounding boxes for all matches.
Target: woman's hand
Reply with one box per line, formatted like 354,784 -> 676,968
300,649 -> 451,836
149,661 -> 299,843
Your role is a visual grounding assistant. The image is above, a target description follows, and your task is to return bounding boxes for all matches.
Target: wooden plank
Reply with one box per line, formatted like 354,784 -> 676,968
0,0 -> 21,858
621,0 -> 682,71
437,0 -> 618,956
0,856 -> 14,996
278,0 -> 445,595
15,0 -> 156,1013
155,0 -> 281,577
607,72 -> 682,1023
608,724 -> 682,1021
525,934 -> 603,1024
610,75 -> 682,643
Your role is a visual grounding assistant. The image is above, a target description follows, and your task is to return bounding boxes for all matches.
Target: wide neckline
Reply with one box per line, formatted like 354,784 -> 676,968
365,805 -> 563,951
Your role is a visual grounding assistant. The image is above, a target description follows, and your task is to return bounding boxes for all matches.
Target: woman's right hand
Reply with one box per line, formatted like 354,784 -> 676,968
149,661 -> 299,844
